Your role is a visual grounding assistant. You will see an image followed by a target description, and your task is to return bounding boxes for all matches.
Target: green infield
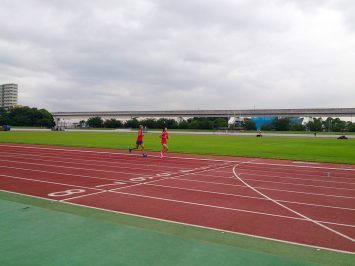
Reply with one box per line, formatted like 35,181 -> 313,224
0,131 -> 354,164
1,191 -> 354,266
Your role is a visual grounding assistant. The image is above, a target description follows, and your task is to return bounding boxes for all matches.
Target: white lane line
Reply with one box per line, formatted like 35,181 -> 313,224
293,161 -> 321,165
0,174 -> 104,191
189,170 -> 355,190
0,149 -> 228,175
0,165 -> 137,184
0,189 -> 57,202
17,148 -> 352,189
197,170 -> 355,186
0,158 -> 152,177
2,143 -> 353,172
60,191 -> 107,202
0,144 -> 242,163
233,163 -> 355,243
0,151 -> 197,170
171,177 -> 355,199
111,190 -> 300,220
239,161 -> 355,172
211,167 -> 355,182
214,167 -> 355,179
236,171 -> 355,185
146,183 -> 355,211
108,162 -> 235,192
62,199 -> 355,255
4,144 -> 354,172
95,182 -> 127,188
1,189 -> 353,254
239,176 -> 355,191
109,190 -> 355,228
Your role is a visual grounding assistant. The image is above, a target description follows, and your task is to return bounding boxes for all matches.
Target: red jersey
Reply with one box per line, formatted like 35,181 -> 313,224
137,128 -> 143,142
161,131 -> 168,144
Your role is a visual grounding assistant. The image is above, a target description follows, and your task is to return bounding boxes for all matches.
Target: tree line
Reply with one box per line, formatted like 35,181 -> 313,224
260,117 -> 355,132
0,106 -> 55,128
85,117 -> 229,130
85,116 -> 355,132
2,107 -> 354,132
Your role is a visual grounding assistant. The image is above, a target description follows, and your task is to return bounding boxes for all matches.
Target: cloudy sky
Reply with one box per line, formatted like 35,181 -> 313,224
1,0 -> 354,111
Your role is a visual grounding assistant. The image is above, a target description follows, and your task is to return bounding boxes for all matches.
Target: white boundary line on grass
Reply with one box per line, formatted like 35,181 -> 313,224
232,162 -> 355,244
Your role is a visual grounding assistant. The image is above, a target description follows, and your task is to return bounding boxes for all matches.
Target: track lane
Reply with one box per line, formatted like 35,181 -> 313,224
65,191 -> 355,253
1,143 -> 354,253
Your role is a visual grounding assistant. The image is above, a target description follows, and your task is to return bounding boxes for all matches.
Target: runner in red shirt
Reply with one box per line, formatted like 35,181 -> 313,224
160,127 -> 169,158
129,125 -> 147,157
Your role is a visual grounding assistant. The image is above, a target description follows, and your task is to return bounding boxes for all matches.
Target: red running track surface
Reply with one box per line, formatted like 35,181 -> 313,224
0,143 -> 354,253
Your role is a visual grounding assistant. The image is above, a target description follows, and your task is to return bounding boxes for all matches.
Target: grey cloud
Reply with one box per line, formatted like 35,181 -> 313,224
0,0 -> 354,111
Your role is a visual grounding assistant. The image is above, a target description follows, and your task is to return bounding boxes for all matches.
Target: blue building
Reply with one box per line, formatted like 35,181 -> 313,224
251,117 -> 304,130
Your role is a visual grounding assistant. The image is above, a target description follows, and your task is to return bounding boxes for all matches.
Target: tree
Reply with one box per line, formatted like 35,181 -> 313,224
79,120 -> 86,128
5,106 -> 54,128
290,124 -> 305,131
261,124 -> 272,131
104,118 -> 123,128
272,118 -> 290,131
87,117 -> 104,128
331,118 -> 347,132
348,122 -> 355,132
0,108 -> 9,125
214,118 -> 228,129
125,118 -> 139,128
178,120 -> 189,129
242,119 -> 256,130
140,118 -> 157,129
307,118 -> 323,132
34,109 -> 55,128
156,118 -> 178,129
323,117 -> 333,132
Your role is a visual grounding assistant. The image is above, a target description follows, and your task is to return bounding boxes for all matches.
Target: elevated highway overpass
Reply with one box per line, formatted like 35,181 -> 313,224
52,108 -> 355,122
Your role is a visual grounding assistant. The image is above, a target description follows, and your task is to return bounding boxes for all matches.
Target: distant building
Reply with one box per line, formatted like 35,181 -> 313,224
0,83 -> 18,109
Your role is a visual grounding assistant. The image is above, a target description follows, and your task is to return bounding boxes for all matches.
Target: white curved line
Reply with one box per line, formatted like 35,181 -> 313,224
232,162 -> 355,243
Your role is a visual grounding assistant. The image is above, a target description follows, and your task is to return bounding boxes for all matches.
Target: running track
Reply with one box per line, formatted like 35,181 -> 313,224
0,143 -> 354,253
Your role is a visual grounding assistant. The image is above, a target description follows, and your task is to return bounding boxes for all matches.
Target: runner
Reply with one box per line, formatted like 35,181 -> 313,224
129,125 -> 147,157
160,127 -> 169,158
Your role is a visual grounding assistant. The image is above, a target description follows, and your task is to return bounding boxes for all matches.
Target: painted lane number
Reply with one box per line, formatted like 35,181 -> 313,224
129,172 -> 171,182
48,189 -> 86,197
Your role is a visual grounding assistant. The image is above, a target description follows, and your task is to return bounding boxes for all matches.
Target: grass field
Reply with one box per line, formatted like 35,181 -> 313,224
0,131 -> 354,164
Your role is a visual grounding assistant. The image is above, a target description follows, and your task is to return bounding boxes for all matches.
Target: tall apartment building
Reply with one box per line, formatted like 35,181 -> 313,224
0,83 -> 18,109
